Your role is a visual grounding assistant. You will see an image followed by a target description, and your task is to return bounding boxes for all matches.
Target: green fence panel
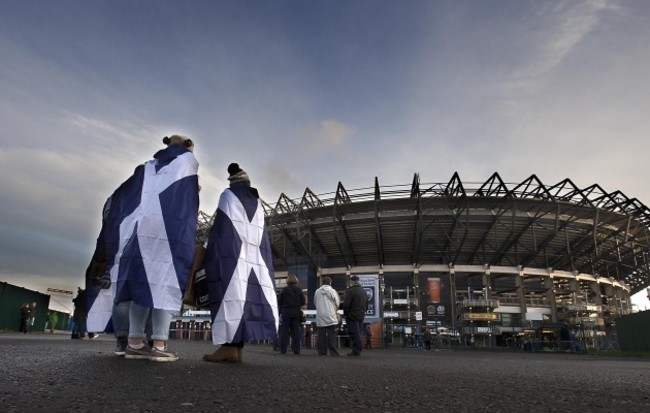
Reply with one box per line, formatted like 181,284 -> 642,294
0,282 -> 51,332
616,311 -> 650,352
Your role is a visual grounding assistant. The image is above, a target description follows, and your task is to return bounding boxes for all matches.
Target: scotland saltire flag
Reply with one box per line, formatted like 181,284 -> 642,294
204,184 -> 279,344
87,145 -> 199,332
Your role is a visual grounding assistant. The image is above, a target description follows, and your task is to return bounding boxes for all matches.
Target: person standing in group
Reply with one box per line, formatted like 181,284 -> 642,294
313,276 -> 340,356
71,287 -> 87,339
47,311 -> 58,334
19,303 -> 30,333
423,326 -> 432,351
86,135 -> 200,362
28,302 -> 37,331
383,329 -> 392,349
203,163 -> 278,363
278,274 -> 305,355
342,275 -> 368,356
364,323 -> 372,349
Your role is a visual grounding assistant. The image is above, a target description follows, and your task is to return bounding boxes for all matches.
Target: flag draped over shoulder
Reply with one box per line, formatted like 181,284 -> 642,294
86,146 -> 199,332
204,184 -> 279,344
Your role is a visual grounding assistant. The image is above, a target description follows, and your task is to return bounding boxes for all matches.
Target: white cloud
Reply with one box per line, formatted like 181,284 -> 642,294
1,0 -> 649,299
515,0 -> 613,86
303,120 -> 356,153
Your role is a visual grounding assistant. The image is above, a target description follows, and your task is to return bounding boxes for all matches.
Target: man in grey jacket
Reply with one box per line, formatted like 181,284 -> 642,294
342,275 -> 369,356
314,277 -> 341,356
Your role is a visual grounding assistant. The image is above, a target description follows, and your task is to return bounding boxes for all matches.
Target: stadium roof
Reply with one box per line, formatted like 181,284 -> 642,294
261,172 -> 650,294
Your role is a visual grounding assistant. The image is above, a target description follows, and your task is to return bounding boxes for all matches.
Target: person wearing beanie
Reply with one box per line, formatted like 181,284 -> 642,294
203,163 -> 278,363
342,275 -> 369,356
226,163 -> 250,186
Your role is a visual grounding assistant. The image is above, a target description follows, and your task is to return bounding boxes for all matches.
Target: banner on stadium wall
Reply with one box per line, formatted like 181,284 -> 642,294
358,274 -> 380,319
419,273 -> 452,328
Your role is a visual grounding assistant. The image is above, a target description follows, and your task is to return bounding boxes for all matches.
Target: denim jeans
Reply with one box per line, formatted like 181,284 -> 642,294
112,301 -> 130,338
114,301 -> 154,339
279,315 -> 302,354
346,318 -> 363,354
129,302 -> 172,341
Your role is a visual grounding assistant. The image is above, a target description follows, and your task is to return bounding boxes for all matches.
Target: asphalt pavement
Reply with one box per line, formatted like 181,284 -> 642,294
1,333 -> 649,413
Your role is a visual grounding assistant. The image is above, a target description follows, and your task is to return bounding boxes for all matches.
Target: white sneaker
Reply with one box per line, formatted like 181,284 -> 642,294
149,346 -> 179,362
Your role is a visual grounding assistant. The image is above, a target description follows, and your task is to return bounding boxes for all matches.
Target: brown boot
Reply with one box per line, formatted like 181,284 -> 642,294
203,346 -> 240,363
236,347 -> 243,362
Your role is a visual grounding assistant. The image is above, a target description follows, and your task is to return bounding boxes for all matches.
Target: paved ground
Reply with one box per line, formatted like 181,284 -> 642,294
1,333 -> 649,413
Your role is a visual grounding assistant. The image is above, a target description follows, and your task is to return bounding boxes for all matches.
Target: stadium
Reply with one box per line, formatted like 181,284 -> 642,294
199,172 -> 650,349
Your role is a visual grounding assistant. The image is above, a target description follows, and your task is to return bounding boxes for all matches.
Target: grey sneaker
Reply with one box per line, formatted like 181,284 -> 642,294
150,346 -> 179,362
114,338 -> 128,356
125,344 -> 152,360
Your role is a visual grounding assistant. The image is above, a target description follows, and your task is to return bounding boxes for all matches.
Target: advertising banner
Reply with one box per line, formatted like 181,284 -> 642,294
358,274 -> 380,319
419,273 -> 451,328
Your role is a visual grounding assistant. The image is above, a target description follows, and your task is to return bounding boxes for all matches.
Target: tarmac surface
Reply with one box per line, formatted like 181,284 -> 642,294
1,333 -> 649,413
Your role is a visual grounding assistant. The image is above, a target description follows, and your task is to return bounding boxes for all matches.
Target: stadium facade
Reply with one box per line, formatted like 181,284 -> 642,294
199,172 -> 650,347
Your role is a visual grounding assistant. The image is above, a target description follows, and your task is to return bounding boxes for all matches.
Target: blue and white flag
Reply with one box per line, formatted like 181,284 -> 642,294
87,145 -> 199,332
204,184 -> 279,344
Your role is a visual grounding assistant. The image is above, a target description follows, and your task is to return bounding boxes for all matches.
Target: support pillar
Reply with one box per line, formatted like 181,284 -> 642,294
516,269 -> 527,329
545,276 -> 558,322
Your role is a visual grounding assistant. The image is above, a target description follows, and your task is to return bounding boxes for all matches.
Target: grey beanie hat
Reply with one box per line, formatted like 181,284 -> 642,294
227,163 -> 250,186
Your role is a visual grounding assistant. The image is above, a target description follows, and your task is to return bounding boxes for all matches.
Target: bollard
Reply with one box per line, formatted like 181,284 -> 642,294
203,321 -> 211,341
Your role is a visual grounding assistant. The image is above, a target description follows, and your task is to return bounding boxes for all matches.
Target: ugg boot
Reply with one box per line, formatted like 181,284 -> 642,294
203,346 -> 240,363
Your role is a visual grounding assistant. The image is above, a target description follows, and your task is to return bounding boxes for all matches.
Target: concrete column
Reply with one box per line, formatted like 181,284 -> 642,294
483,270 -> 491,301
569,278 -> 580,304
590,282 -> 603,305
544,276 -> 558,322
449,268 -> 457,334
516,271 -> 527,328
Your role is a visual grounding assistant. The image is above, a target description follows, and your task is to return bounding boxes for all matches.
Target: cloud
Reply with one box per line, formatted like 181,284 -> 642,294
505,0 -> 618,98
259,163 -> 301,202
303,119 -> 356,153
2,0 -> 649,302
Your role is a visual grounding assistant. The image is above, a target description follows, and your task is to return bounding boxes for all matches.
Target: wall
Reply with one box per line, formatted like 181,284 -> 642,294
0,282 -> 50,332
616,311 -> 650,351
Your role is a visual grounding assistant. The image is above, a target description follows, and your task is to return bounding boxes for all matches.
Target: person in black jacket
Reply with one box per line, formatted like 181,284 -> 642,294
278,274 -> 305,355
72,288 -> 88,339
343,275 -> 369,356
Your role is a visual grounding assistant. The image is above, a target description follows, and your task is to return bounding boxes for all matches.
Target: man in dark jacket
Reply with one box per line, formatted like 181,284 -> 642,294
72,288 -> 88,339
342,275 -> 368,356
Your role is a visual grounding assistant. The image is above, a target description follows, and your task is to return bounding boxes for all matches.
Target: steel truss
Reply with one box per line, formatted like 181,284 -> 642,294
239,173 -> 650,294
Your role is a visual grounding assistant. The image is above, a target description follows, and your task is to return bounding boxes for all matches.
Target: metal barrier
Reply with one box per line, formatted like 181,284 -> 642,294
523,339 -> 585,353
169,320 -> 211,341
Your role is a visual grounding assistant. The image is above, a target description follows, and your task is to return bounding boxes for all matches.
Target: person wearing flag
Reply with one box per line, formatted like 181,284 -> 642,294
86,135 -> 199,362
202,163 -> 279,363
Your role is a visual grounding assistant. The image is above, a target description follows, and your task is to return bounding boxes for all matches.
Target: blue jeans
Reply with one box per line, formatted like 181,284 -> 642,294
128,302 -> 172,341
112,301 -> 130,338
113,301 -> 153,339
279,315 -> 302,354
72,315 -> 87,338
346,318 -> 363,354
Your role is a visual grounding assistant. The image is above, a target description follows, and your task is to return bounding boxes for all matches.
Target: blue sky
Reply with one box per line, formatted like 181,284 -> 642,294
1,0 -> 649,310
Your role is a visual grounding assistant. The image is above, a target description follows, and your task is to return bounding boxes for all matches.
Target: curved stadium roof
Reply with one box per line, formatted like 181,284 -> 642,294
259,172 -> 650,295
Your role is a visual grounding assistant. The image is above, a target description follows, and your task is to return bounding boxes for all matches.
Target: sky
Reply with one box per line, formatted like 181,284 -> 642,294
1,0 -> 650,312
